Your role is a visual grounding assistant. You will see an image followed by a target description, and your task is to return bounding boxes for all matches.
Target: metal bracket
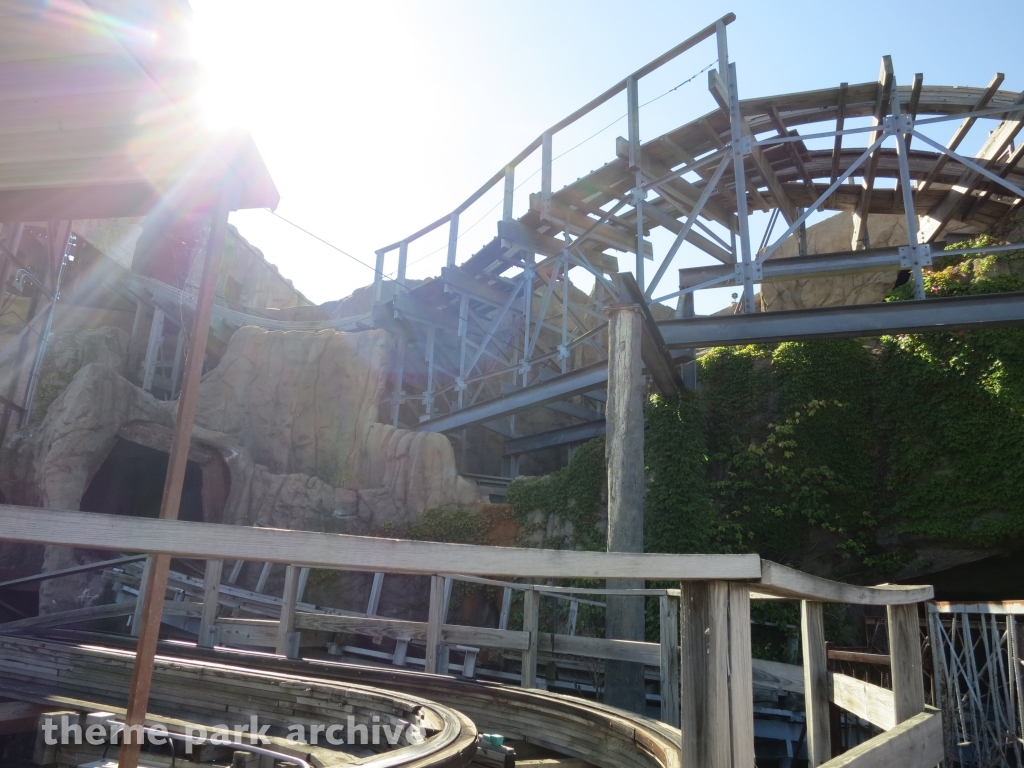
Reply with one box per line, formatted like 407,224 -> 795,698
556,344 -> 569,361
630,186 -> 646,206
455,378 -> 467,392
737,261 -> 762,283
518,359 -> 532,376
898,243 -> 932,269
882,114 -> 912,135
737,135 -> 752,155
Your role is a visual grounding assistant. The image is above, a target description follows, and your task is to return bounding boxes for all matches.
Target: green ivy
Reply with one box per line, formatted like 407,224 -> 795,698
406,507 -> 491,544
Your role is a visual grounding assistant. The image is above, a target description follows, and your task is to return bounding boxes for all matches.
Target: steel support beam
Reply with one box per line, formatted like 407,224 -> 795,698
504,420 -> 606,456
659,292 -> 1024,349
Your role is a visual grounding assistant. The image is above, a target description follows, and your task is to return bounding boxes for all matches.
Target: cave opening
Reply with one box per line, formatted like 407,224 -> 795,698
80,437 -> 205,522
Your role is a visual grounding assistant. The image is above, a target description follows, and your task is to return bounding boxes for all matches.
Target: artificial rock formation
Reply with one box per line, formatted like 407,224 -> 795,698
0,325 -> 479,612
759,212 -> 976,312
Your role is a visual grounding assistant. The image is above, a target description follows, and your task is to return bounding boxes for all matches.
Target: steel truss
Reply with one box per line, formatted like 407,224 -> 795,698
365,14 -> 1024,471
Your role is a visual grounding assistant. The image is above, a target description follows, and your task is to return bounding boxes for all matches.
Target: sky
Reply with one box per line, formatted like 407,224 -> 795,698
186,0 -> 1024,313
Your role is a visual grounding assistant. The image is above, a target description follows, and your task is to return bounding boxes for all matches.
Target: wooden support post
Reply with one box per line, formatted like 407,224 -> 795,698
802,600 -> 831,766
426,575 -> 444,674
197,559 -> 223,648
119,183 -> 235,768
728,583 -> 755,768
438,576 -> 453,674
276,565 -> 299,655
680,581 -> 731,768
659,595 -> 680,726
130,555 -> 152,638
888,604 -> 925,724
604,302 -> 646,714
521,587 -> 539,688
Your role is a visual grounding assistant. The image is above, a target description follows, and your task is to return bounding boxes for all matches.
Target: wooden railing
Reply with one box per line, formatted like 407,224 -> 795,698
0,505 -> 942,768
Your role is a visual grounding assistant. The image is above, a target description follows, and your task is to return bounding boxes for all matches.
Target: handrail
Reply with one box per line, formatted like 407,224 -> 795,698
375,13 -> 735,255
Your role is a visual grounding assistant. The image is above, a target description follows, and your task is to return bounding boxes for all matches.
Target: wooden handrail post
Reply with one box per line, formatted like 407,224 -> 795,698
118,182 -> 235,768
521,587 -> 539,688
888,604 -> 925,723
801,600 -> 831,766
659,595 -> 680,726
666,583 -> 761,765
426,574 -> 444,674
197,559 -> 223,648
276,565 -> 299,655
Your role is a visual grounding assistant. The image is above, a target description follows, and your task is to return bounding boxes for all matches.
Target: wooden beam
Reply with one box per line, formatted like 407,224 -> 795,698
659,595 -> 680,727
0,505 -> 763,581
920,89 -> 1024,241
698,115 -> 771,212
521,588 -> 539,688
815,711 -> 941,768
275,565 -> 298,656
709,69 -> 800,224
917,72 -> 1005,196
120,182 -> 235,768
766,103 -> 819,206
802,601 -> 831,766
829,82 -> 849,208
887,604 -> 925,724
425,574 -> 444,674
831,673 -> 895,731
759,561 -> 933,605
852,56 -> 894,250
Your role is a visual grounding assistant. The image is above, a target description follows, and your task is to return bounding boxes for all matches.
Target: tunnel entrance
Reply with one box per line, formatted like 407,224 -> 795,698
80,437 -> 206,522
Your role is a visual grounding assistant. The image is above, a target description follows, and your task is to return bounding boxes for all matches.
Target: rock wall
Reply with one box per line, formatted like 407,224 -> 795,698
1,326 -> 479,612
759,212 -> 976,312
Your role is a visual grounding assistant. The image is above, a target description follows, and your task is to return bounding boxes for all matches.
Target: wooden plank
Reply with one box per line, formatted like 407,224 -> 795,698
887,604 -> 925,724
197,559 -> 222,648
828,649 -> 890,665
817,711 -> 941,768
801,601 -> 831,766
522,588 -> 539,688
728,583 -> 755,768
831,673 -> 895,731
275,565 -> 298,656
852,56 -> 894,250
425,575 -> 444,674
0,599 -> 200,635
758,561 -> 933,605
828,82 -> 849,207
536,633 -> 659,665
0,505 -> 764,581
659,595 -> 680,727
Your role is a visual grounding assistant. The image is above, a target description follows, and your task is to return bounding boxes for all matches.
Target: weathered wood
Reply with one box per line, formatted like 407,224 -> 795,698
887,604 -> 925,724
0,505 -> 763,581
659,595 -> 680,726
816,711 -> 942,768
121,185 -> 234,768
680,581 -> 732,768
197,559 -> 222,648
0,599 -> 199,634
852,56 -> 894,250
831,673 -> 895,731
802,601 -> 831,766
604,302 -> 647,714
522,588 -> 540,688
426,575 -> 444,674
275,565 -> 298,656
728,583 -> 755,768
758,561 -> 933,605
